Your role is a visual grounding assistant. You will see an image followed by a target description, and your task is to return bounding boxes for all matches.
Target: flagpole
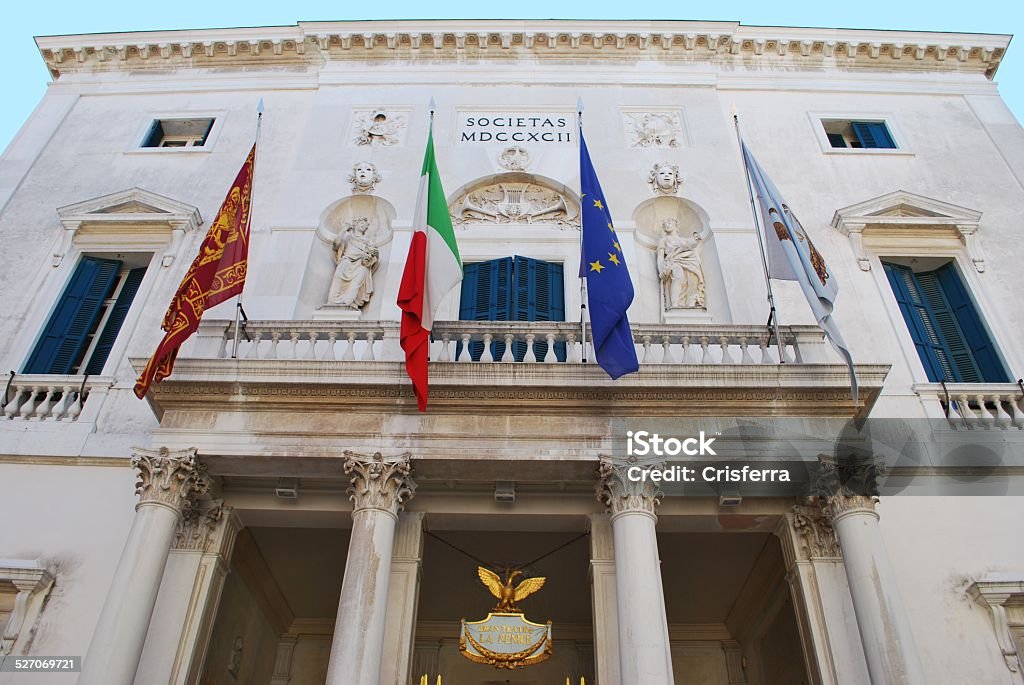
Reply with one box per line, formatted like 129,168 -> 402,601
732,108 -> 785,363
576,98 -> 588,364
231,98 -> 263,359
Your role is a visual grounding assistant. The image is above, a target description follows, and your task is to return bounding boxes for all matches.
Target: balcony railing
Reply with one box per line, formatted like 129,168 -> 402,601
191,320 -> 833,367
2,375 -> 113,423
915,382 -> 1024,430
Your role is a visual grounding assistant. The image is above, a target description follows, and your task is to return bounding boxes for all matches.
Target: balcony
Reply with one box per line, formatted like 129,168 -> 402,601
138,320 -> 889,419
914,382 -> 1024,430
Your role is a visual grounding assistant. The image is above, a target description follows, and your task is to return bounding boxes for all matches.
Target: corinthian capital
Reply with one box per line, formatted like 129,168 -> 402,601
812,454 -> 885,522
131,447 -> 210,514
596,458 -> 662,519
343,451 -> 416,516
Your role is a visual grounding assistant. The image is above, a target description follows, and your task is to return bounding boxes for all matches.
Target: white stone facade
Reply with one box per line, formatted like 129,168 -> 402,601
0,18 -> 1023,685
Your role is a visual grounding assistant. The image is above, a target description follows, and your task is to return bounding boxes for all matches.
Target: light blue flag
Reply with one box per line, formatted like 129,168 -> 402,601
741,141 -> 858,404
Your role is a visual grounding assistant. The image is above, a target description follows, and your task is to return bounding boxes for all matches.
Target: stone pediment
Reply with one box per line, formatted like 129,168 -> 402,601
830,190 -> 985,272
52,187 -> 202,267
57,187 -> 201,226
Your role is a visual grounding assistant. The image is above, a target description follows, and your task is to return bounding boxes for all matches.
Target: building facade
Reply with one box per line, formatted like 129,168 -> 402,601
1,18 -> 1023,685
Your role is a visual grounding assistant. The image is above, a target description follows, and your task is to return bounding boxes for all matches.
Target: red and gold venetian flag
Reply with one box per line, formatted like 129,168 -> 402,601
134,143 -> 256,398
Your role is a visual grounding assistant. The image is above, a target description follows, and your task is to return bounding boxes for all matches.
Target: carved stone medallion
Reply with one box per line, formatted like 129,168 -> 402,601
498,145 -> 531,170
623,111 -> 682,148
352,110 -> 407,146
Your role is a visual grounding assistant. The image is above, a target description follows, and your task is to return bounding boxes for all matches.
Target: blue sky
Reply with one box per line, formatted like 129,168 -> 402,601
1,1 -> 1020,154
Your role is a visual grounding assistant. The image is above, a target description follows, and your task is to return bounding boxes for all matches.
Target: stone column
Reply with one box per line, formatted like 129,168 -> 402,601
827,494 -> 927,685
79,447 -> 208,685
325,452 -> 416,685
596,459 -> 674,685
379,512 -> 426,685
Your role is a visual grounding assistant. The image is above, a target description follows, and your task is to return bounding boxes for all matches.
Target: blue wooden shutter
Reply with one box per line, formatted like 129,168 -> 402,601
23,257 -> 121,375
512,257 -> 566,361
933,263 -> 1008,382
826,132 -> 847,148
84,267 -> 147,376
458,258 -> 513,360
851,122 -> 896,149
882,262 -> 954,382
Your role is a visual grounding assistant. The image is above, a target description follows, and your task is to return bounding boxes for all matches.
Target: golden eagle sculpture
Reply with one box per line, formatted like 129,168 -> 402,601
477,567 -> 546,613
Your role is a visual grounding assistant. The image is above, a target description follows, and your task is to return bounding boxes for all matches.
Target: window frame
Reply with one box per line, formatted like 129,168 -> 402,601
807,111 -> 912,156
127,111 -> 225,154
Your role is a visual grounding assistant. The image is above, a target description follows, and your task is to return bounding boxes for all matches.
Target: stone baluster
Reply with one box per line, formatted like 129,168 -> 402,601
719,336 -> 734,363
760,338 -> 773,364
325,452 -> 416,685
500,334 -> 515,362
247,331 -> 263,359
458,334 -> 472,362
640,335 -> 653,363
33,387 -> 56,420
343,332 -> 357,360
18,388 -> 39,419
480,334 -> 495,362
306,332 -> 319,360
288,332 -> 300,359
679,336 -> 692,363
437,332 -> 452,362
661,336 -> 675,364
66,390 -> 83,422
699,336 -> 712,364
596,459 -> 674,685
324,331 -> 338,360
362,332 -> 377,361
956,394 -> 976,421
4,387 -> 23,418
51,385 -> 74,421
267,331 -> 281,359
79,447 -> 209,685
565,333 -> 579,363
544,334 -> 557,363
739,337 -> 755,363
524,333 -> 537,362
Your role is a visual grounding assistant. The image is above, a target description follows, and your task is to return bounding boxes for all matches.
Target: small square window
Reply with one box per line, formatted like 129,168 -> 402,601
141,118 -> 215,148
821,119 -> 897,149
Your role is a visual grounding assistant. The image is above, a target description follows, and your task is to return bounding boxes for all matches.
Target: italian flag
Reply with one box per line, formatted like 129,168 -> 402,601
398,126 -> 462,412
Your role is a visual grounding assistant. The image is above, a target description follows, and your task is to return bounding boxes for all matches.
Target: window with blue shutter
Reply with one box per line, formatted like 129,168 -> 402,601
458,256 -> 566,361
23,257 -> 149,376
883,260 -> 1008,383
850,121 -> 896,149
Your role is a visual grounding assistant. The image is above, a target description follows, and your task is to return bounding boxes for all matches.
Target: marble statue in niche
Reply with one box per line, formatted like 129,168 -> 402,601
648,162 -> 682,195
657,217 -> 705,309
328,216 -> 379,308
349,161 -> 381,193
353,110 -> 405,146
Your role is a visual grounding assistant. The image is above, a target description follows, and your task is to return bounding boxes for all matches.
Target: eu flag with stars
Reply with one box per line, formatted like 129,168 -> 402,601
579,130 -> 639,379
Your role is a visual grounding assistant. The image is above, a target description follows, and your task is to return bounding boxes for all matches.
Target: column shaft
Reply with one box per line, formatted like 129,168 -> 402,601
79,447 -> 207,685
832,502 -> 926,685
611,511 -> 674,685
325,452 -> 415,685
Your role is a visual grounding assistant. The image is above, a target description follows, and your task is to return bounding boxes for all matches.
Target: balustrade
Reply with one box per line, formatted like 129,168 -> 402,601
2,375 -> 105,422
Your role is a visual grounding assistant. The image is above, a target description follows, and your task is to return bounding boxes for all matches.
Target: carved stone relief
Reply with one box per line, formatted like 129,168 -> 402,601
451,181 -> 579,228
498,146 -> 531,170
131,446 -> 209,514
349,161 -> 382,193
648,162 -> 682,195
623,111 -> 682,148
596,458 -> 663,518
352,110 -> 407,146
343,451 -> 417,516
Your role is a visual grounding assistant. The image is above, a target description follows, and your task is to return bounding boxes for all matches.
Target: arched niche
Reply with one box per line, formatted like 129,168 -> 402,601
632,196 -> 731,324
295,194 -> 396,319
447,172 -> 581,229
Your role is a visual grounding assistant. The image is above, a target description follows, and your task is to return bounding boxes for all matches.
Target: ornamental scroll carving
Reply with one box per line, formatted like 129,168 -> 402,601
450,182 -> 579,228
623,111 -> 682,149
343,451 -> 416,516
790,499 -> 841,559
173,499 -> 228,552
131,446 -> 209,514
596,458 -> 662,518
